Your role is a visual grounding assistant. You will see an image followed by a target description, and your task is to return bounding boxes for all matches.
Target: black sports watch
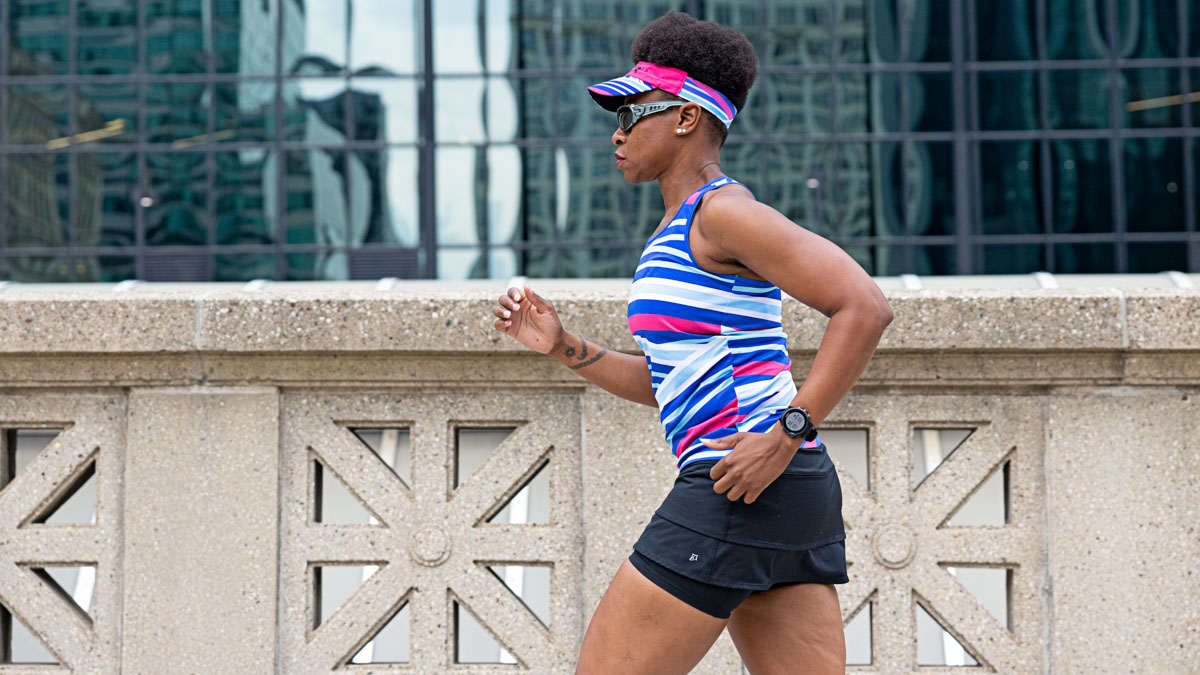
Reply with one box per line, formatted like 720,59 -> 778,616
779,406 -> 818,441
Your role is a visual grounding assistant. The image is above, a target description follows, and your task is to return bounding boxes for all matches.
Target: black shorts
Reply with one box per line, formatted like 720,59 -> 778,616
630,442 -> 848,619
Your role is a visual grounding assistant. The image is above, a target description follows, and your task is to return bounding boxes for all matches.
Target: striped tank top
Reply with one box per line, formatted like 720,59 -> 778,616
627,176 -> 821,469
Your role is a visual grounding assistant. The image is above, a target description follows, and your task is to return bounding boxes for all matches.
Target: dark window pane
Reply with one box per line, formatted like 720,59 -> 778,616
7,85 -> 70,145
437,78 -> 486,143
841,143 -> 888,238
872,72 -> 903,133
145,82 -> 209,143
1047,0 -> 1111,59
717,143 -> 764,200
910,72 -> 953,131
978,71 -> 1039,130
766,73 -> 832,137
90,152 -> 137,247
728,79 -> 767,140
214,82 -> 273,144
1051,138 -> 1112,234
976,0 -> 1036,60
146,0 -> 206,74
1128,242 -> 1187,272
906,142 -> 955,237
558,76 -> 615,139
1048,69 -> 1110,129
914,245 -> 956,275
905,0 -> 950,62
145,153 -> 208,246
1124,137 -> 1185,232
8,0 -> 69,75
698,2 -> 762,57
5,255 -> 72,282
281,148 -> 348,252
79,81 -> 137,145
1193,7 -> 1200,58
96,256 -> 136,282
284,79 -> 348,141
514,0 -> 553,70
765,0 -> 832,66
561,2 -> 622,70
876,141 -> 906,236
868,0 -> 900,63
286,0 -> 347,75
561,144 -> 631,245
214,0 -> 275,75
353,0 -> 418,74
3,153 -> 69,247
834,1 -> 871,64
980,141 -> 1040,235
767,142 -> 832,235
350,78 -> 416,143
557,244 -> 640,279
215,253 -> 276,281
982,244 -> 1045,273
1116,0 -> 1178,58
1122,68 -> 1182,128
511,76 -> 554,139
216,150 -> 274,246
833,73 -> 874,134
509,146 -> 555,251
78,0 -> 137,75
1055,243 -> 1114,272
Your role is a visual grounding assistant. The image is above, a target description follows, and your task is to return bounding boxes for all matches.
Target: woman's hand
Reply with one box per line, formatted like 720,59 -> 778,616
701,428 -> 796,503
493,284 -> 564,355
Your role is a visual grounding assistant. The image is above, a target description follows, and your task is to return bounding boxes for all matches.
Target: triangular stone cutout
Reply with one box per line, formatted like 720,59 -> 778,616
454,597 -> 516,665
915,601 -> 980,667
485,564 -> 551,628
311,564 -> 385,630
843,598 -> 872,666
349,599 -> 410,664
28,565 -> 95,622
942,565 -> 1011,630
912,428 -> 975,488
311,456 -> 386,526
349,428 -> 412,488
0,601 -> 59,664
3,428 -> 64,488
29,460 -> 97,526
945,458 -> 1010,527
484,458 -> 550,525
455,427 -> 516,488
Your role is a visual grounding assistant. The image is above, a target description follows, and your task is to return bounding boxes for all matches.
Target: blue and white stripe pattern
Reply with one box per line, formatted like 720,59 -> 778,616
627,176 -> 820,469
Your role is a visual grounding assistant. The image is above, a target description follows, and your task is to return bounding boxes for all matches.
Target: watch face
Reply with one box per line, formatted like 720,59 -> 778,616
784,410 -> 804,432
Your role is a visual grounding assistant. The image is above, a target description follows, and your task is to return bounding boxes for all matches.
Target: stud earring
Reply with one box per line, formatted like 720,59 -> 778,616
676,128 -> 684,134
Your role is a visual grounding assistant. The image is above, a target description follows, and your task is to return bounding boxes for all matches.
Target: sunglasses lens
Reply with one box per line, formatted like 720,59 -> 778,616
618,108 -> 633,131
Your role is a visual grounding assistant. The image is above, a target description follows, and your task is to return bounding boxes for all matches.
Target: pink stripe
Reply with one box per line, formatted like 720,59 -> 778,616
686,77 -> 734,119
800,438 -> 821,449
628,313 -> 721,335
676,401 -> 742,457
732,360 -> 791,378
683,190 -> 703,205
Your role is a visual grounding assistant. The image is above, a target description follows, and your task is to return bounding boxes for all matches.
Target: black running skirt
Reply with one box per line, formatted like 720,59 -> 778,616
632,442 -> 848,590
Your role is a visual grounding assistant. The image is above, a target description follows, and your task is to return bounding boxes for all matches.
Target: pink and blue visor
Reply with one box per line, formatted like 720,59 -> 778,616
587,61 -> 738,128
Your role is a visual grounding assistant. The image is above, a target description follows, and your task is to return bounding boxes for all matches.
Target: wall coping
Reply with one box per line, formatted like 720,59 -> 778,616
0,281 -> 1196,354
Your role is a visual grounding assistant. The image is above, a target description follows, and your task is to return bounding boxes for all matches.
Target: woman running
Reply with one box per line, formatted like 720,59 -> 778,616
492,12 -> 892,674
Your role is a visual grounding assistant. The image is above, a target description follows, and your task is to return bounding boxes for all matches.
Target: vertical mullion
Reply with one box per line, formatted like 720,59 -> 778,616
274,0 -> 286,280
478,0 -> 489,278
135,0 -> 148,280
952,0 -> 973,274
1105,0 -> 1126,272
1036,0 -> 1054,271
826,0 -> 838,245
756,0 -> 768,203
0,0 -> 10,279
549,1 -> 561,276
418,0 -> 437,277
342,1 -> 353,277
205,0 -> 217,278
896,0 -> 911,273
1179,0 -> 1197,271
67,0 -> 78,280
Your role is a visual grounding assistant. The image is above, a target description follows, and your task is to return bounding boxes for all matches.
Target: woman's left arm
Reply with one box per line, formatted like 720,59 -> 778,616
694,193 -> 894,503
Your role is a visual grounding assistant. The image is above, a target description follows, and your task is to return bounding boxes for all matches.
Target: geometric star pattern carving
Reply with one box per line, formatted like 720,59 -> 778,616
0,394 -> 121,674
830,395 -> 1046,673
279,392 -> 582,674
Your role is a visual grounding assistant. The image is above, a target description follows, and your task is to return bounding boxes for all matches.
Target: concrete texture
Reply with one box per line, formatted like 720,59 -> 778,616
0,283 -> 1195,673
120,388 -> 279,673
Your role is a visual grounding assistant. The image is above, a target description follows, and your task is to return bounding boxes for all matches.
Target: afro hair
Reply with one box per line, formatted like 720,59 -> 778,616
631,12 -> 758,145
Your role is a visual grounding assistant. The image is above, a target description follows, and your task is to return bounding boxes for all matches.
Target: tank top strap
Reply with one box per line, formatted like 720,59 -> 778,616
677,176 -> 752,223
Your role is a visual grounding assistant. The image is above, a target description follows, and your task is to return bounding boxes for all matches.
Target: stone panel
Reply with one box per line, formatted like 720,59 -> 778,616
279,392 -> 584,674
0,393 -> 123,673
1046,393 -> 1200,672
120,388 -> 279,673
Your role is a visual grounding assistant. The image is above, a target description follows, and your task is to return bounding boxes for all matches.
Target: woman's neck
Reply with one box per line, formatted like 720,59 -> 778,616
657,153 -> 726,215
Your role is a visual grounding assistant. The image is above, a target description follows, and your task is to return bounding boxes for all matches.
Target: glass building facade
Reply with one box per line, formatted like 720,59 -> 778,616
0,0 -> 1197,282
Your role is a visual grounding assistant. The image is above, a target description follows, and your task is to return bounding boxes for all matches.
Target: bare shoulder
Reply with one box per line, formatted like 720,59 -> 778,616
694,185 -> 794,251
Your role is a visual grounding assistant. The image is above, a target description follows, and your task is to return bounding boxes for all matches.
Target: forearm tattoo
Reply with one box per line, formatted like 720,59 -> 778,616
566,334 -> 606,370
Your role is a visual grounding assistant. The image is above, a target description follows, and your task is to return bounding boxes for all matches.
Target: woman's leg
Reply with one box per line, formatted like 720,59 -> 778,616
575,559 -> 728,675
726,583 -> 845,674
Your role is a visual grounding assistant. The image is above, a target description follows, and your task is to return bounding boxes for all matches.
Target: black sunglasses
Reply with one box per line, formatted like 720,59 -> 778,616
616,101 -> 686,132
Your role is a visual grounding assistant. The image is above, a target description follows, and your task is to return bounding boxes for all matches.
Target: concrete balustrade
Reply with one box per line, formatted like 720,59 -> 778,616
0,281 -> 1196,673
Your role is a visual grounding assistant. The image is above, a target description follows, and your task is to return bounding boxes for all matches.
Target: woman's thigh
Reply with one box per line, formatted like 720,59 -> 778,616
576,559 -> 728,675
727,583 -> 845,675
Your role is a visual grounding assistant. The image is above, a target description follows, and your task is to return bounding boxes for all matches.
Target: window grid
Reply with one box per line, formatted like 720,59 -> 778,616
0,0 -> 1198,281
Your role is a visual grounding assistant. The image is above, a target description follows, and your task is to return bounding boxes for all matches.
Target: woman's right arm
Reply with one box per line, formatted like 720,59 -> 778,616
493,285 -> 657,407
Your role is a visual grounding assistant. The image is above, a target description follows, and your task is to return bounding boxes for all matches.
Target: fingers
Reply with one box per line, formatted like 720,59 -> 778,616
524,285 -> 551,311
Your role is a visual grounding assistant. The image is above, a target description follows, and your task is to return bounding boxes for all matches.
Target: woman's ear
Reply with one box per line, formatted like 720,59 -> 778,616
675,101 -> 704,135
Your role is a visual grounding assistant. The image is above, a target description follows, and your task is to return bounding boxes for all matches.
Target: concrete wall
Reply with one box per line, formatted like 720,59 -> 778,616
0,282 -> 1196,674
